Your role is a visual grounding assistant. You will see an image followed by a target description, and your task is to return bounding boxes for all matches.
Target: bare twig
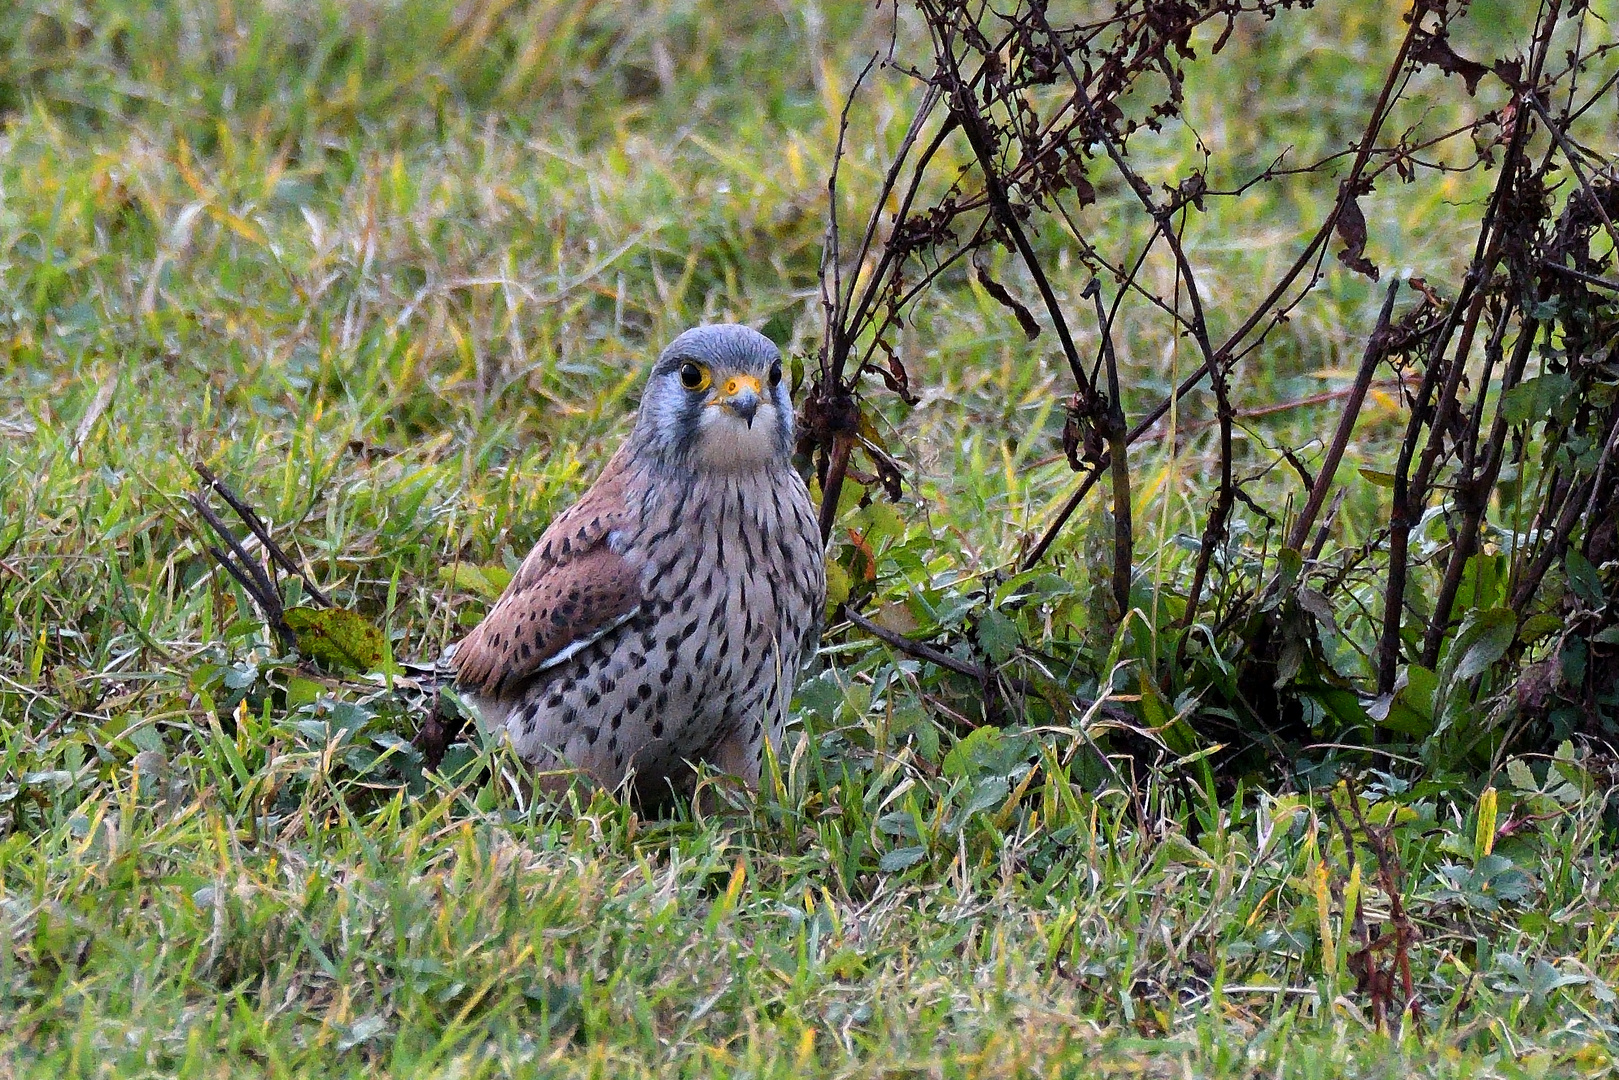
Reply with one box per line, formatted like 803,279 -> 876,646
845,604 -> 991,682
1084,280 -> 1134,620
1421,320 -> 1537,666
1287,281 -> 1401,552
1377,0 -> 1564,692
1523,91 -> 1619,255
189,492 -> 293,649
925,1 -> 1094,400
1509,406 -> 1619,612
194,464 -> 332,607
817,431 -> 854,544
816,0 -> 1616,760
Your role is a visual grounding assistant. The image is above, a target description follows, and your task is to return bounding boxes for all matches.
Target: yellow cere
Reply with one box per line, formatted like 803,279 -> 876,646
721,374 -> 761,398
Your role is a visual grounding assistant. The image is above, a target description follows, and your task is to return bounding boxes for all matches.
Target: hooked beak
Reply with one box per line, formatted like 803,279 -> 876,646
715,374 -> 762,427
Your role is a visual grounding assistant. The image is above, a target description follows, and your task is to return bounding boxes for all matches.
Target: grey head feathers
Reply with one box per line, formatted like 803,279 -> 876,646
632,324 -> 793,469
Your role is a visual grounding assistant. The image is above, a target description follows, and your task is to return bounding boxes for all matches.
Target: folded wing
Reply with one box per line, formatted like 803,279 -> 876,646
452,449 -> 642,699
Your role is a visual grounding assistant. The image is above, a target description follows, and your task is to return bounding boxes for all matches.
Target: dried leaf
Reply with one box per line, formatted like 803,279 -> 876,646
972,251 -> 1041,340
1335,191 -> 1380,281
1063,156 -> 1097,207
874,338 -> 921,405
855,412 -> 905,501
1411,31 -> 1490,95
1061,403 -> 1084,471
845,527 -> 878,585
1407,276 -> 1444,307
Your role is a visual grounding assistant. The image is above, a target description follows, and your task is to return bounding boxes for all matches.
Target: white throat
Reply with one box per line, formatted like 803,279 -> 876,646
691,405 -> 782,469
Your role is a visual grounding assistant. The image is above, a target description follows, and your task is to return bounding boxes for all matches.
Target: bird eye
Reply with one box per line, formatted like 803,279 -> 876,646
768,360 -> 782,388
678,361 -> 709,391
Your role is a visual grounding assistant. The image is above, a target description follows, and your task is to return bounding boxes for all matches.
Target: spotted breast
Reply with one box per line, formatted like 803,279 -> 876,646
452,325 -> 826,801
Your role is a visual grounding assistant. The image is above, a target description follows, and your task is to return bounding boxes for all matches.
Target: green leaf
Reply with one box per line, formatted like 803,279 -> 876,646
851,500 -> 904,544
1519,613 -> 1565,642
824,561 -> 851,612
962,776 -> 1010,818
285,676 -> 323,708
994,569 -> 1073,606
1137,670 -> 1173,730
284,608 -> 386,673
437,563 -> 512,599
1458,552 -> 1506,611
913,718 -> 940,763
942,726 -> 1032,781
222,662 -> 258,691
1377,664 -> 1438,737
1276,547 -> 1303,589
1358,468 -> 1398,488
1500,373 -> 1575,426
976,608 -> 1020,665
1474,785 -> 1498,864
875,810 -> 918,838
1297,587 -> 1334,625
1561,637 -> 1587,687
1312,687 -> 1369,731
1402,664 -> 1439,717
336,1014 -> 389,1051
1565,550 -> 1605,606
879,846 -> 926,872
1450,607 -> 1516,681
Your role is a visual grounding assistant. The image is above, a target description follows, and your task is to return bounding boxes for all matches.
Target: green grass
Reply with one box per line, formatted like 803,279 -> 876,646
5,0 -> 1619,1074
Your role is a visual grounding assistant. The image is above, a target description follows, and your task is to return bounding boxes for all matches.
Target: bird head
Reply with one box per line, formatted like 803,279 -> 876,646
633,325 -> 794,471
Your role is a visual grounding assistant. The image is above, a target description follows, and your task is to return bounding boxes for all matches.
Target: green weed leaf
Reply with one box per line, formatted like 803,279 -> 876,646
1451,607 -> 1516,681
1565,550 -> 1605,606
976,608 -> 1020,665
1358,468 -> 1398,487
879,846 -> 926,872
943,727 -> 1033,781
284,608 -> 386,673
1501,374 -> 1576,426
437,563 -> 513,599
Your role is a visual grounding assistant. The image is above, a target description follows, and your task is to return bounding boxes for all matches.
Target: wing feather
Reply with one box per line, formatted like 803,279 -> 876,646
452,448 -> 643,699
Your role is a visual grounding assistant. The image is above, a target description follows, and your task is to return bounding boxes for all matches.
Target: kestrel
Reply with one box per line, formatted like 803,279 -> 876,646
452,325 -> 826,802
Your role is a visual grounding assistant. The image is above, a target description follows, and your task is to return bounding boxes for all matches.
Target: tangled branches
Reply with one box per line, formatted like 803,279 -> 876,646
809,0 -> 1619,769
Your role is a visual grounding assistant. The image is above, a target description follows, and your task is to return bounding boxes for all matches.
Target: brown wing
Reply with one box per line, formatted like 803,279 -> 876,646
452,448 -> 642,699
